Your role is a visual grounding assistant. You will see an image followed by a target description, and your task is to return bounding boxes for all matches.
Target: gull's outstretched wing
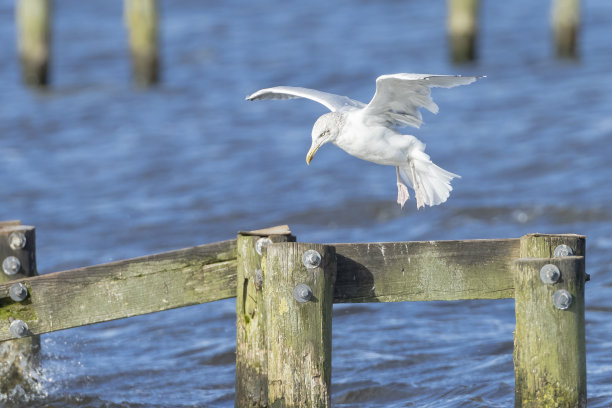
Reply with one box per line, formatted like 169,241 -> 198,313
362,74 -> 481,128
246,86 -> 366,112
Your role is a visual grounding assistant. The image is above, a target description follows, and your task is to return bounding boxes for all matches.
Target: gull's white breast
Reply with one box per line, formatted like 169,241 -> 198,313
333,114 -> 422,166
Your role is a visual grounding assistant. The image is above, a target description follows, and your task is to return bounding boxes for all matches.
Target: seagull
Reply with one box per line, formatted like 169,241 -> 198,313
246,73 -> 481,209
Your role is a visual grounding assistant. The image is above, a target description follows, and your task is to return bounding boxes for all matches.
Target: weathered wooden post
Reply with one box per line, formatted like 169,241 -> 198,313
124,0 -> 159,86
264,242 -> 336,408
235,226 -> 295,407
447,0 -> 480,63
0,221 -> 41,396
551,0 -> 580,59
514,234 -> 586,408
16,0 -> 51,86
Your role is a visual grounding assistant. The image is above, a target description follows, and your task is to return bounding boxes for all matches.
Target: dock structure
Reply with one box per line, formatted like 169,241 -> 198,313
0,221 -> 588,407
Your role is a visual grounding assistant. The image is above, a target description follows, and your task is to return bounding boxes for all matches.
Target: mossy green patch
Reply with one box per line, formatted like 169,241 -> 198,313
0,297 -> 37,323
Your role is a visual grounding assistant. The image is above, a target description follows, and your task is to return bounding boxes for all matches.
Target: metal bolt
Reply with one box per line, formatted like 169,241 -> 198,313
302,249 -> 321,269
254,269 -> 263,290
2,256 -> 21,275
9,283 -> 28,302
553,289 -> 573,310
553,244 -> 574,258
293,284 -> 313,303
255,237 -> 272,255
9,319 -> 29,338
8,231 -> 27,250
540,264 -> 561,284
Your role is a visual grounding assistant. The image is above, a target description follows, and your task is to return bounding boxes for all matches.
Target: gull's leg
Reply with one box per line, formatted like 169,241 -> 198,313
410,161 -> 425,209
396,166 -> 410,208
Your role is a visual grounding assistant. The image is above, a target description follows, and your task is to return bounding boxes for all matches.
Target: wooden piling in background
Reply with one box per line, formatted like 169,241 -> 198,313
514,234 -> 586,408
0,221 -> 41,396
124,0 -> 159,86
264,243 -> 336,408
235,226 -> 294,408
16,0 -> 51,87
447,0 -> 480,63
552,0 -> 580,59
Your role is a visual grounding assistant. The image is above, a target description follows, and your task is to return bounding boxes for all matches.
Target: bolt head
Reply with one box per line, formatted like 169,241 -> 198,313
553,289 -> 573,310
302,249 -> 321,269
9,319 -> 29,338
293,283 -> 313,303
540,264 -> 561,284
553,244 -> 574,258
255,238 -> 272,255
9,283 -> 28,302
8,231 -> 27,250
2,256 -> 21,275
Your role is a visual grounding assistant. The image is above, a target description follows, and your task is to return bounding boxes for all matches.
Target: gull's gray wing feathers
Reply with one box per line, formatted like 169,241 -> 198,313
362,73 -> 481,128
246,86 -> 366,112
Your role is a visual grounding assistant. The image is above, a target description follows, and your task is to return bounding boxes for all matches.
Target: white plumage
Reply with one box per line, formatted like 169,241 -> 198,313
246,73 -> 481,209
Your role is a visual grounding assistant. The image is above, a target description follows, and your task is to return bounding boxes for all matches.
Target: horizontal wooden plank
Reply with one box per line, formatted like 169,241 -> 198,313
0,239 -> 237,341
0,236 -> 528,341
333,239 -> 520,303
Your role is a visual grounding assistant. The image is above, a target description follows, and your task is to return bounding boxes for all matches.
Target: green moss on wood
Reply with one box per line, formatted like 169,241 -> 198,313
0,298 -> 37,323
0,241 -> 238,342
514,234 -> 587,408
265,242 -> 335,408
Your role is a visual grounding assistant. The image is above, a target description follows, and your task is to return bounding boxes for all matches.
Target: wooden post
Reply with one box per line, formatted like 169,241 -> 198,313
514,234 -> 586,408
552,0 -> 580,59
235,226 -> 294,407
124,0 -> 159,86
0,221 -> 41,396
264,242 -> 336,408
16,0 -> 51,87
447,0 -> 480,63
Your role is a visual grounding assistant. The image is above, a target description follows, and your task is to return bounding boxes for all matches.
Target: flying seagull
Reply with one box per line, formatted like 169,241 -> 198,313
246,73 -> 481,209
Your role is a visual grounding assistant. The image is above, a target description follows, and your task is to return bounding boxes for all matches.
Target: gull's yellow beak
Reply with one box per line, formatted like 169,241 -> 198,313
306,143 -> 321,165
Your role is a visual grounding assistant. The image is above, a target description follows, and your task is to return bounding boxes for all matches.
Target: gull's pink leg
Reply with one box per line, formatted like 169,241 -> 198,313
396,166 -> 410,208
410,161 -> 425,210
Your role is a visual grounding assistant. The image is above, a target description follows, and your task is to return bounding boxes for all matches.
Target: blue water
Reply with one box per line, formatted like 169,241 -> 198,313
1,0 -> 612,406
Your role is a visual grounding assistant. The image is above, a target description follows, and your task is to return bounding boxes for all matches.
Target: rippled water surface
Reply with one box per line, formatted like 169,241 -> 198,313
1,0 -> 612,406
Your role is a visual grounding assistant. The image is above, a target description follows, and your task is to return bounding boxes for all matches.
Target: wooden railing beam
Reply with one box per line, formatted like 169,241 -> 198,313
0,239 -> 237,342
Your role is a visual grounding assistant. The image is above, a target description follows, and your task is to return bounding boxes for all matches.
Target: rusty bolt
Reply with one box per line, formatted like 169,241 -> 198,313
293,284 -> 313,303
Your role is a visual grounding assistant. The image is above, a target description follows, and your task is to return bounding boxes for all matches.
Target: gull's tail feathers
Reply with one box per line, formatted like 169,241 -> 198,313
399,151 -> 460,209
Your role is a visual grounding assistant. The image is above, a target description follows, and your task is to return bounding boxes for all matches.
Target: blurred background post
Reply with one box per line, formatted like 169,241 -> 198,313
447,0 -> 480,63
552,0 -> 580,59
124,0 -> 159,86
16,0 -> 51,87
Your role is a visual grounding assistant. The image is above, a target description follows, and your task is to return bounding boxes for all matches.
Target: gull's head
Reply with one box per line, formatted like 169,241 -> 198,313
306,112 -> 344,165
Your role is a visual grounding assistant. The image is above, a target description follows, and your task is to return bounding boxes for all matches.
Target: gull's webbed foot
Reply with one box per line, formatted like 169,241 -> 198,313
397,182 -> 410,208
